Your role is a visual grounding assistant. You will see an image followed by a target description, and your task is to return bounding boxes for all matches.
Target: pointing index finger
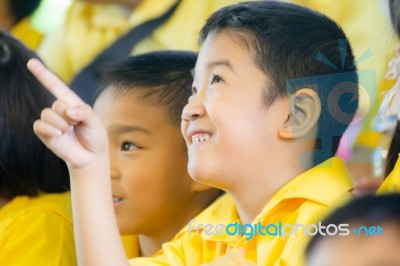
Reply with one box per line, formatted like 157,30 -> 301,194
27,58 -> 84,106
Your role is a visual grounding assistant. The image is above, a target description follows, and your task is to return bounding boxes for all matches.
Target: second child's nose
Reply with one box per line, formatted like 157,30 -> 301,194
109,148 -> 120,180
110,165 -> 120,180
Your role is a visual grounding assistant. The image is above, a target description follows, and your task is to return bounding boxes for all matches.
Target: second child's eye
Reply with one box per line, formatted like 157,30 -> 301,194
210,74 -> 223,85
121,142 -> 140,151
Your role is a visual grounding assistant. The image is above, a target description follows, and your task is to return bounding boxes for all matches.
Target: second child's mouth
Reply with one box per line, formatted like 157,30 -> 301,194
112,196 -> 124,204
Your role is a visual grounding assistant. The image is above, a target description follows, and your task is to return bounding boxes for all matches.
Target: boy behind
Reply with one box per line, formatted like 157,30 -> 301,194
30,1 -> 358,265
93,51 -> 221,257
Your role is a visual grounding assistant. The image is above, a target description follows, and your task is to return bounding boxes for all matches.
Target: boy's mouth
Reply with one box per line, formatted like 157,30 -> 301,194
191,133 -> 211,144
112,196 -> 124,204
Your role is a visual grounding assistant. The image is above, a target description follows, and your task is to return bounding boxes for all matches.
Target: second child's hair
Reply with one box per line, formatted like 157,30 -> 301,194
385,0 -> 400,178
199,1 -> 359,166
306,194 -> 400,257
96,50 -> 197,126
0,31 -> 69,199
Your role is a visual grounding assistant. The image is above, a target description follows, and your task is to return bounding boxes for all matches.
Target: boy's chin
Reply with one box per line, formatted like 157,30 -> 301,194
188,169 -> 205,183
188,167 -> 225,189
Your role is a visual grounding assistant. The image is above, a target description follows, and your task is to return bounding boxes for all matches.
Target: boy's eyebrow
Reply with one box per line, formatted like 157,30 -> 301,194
191,59 -> 236,78
206,59 -> 236,73
109,125 -> 152,135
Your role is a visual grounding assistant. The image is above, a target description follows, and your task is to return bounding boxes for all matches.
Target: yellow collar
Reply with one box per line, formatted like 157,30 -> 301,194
186,157 -> 353,243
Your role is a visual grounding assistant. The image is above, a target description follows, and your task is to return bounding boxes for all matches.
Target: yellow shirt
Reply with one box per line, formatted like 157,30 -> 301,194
10,18 -> 43,50
38,0 -> 244,84
121,235 -> 140,258
129,157 -> 353,266
0,192 -> 77,265
377,154 -> 400,194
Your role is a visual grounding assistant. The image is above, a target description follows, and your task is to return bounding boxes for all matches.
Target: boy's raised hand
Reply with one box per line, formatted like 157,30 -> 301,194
28,59 -> 108,169
29,59 -> 129,266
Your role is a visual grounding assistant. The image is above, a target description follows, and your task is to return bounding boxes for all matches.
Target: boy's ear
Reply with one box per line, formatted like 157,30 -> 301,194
278,88 -> 321,139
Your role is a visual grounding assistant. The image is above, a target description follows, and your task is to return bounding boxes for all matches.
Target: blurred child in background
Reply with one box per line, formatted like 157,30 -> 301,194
0,31 -> 76,265
377,0 -> 400,193
306,194 -> 400,266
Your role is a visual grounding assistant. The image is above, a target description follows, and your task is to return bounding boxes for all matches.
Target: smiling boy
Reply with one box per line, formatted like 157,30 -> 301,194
30,1 -> 358,265
92,51 -> 221,257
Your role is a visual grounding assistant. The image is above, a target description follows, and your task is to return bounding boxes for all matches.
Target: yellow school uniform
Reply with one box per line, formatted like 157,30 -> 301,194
122,235 -> 140,258
11,18 -> 43,50
377,155 -> 400,194
0,192 -> 76,265
129,157 -> 353,266
38,0 -> 244,84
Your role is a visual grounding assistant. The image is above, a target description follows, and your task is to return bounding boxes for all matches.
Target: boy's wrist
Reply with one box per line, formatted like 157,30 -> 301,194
68,152 -> 110,180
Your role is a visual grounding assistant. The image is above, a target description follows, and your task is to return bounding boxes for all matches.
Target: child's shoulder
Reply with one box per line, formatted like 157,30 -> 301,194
0,192 -> 73,231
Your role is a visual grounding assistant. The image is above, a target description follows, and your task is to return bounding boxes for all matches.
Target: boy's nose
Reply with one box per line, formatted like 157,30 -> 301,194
109,149 -> 120,180
181,95 -> 206,122
110,167 -> 120,180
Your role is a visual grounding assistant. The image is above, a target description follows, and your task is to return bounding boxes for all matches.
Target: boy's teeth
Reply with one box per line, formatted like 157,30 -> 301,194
113,196 -> 123,203
192,134 -> 210,144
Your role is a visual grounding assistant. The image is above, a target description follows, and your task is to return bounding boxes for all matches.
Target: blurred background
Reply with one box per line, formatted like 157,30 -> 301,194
32,0 -> 71,34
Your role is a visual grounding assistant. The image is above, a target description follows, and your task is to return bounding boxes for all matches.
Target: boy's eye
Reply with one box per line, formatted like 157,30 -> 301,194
210,74 -> 223,85
191,86 -> 198,96
121,142 -> 139,151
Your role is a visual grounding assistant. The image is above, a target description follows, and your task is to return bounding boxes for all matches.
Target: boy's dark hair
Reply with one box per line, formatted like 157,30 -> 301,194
389,0 -> 400,37
199,1 -> 359,165
96,50 -> 197,126
0,31 -> 69,199
385,123 -> 400,177
385,0 -> 400,178
7,0 -> 42,23
306,194 -> 400,256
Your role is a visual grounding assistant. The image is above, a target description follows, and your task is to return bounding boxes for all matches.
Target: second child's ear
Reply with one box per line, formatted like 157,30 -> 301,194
278,88 -> 321,139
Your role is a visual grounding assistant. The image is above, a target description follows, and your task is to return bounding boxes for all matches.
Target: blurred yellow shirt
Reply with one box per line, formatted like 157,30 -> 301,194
129,157 -> 353,266
0,192 -> 76,266
38,0 -> 244,84
121,235 -> 140,258
377,154 -> 400,194
10,18 -> 43,50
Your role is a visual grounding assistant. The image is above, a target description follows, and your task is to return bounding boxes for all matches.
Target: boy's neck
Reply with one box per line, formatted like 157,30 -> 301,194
138,189 -> 221,257
138,234 -> 163,257
230,149 -> 313,224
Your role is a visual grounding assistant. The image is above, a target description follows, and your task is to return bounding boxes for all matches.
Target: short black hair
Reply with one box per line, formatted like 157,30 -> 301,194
7,0 -> 42,23
96,50 -> 197,126
199,1 -> 359,165
306,194 -> 400,256
0,31 -> 69,199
